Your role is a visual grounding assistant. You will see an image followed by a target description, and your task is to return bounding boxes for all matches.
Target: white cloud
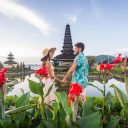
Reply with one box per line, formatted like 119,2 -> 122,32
90,0 -> 103,19
0,0 -> 51,35
66,15 -> 77,24
65,8 -> 83,24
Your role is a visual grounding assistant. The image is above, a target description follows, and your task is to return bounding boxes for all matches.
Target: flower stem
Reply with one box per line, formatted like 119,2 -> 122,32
101,72 -> 106,119
0,85 -> 6,119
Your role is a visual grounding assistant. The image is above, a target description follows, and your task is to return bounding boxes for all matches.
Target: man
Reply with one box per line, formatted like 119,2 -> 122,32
61,42 -> 88,121
62,42 -> 89,101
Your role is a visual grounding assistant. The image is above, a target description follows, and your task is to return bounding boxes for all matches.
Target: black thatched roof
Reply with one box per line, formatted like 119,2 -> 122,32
4,60 -> 18,64
54,53 -> 76,60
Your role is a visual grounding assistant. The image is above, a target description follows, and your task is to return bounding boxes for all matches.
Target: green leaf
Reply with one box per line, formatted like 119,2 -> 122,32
110,84 -> 127,108
106,91 -> 114,112
88,83 -> 104,94
44,120 -> 57,128
52,101 -> 59,120
44,81 -> 54,98
65,115 -> 72,128
28,79 -> 43,97
16,92 -> 30,107
106,115 -> 122,128
57,92 -> 72,115
55,92 -> 61,104
77,112 -> 102,128
45,107 -> 53,119
5,104 -> 36,115
82,98 -> 95,116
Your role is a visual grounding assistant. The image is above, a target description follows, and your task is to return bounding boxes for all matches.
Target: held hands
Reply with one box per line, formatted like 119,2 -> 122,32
54,77 -> 67,85
61,79 -> 67,84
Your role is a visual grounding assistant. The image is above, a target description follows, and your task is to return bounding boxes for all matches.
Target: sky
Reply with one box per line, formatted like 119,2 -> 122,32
0,0 -> 128,64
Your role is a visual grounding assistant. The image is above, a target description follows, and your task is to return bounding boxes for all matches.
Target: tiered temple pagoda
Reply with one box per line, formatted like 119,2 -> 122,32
53,24 -> 76,67
4,52 -> 18,65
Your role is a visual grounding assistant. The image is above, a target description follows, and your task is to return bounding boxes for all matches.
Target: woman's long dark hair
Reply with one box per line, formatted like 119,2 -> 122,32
41,53 -> 50,66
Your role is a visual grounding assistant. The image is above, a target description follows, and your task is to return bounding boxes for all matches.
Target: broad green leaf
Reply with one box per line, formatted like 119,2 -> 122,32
5,104 -> 36,115
77,112 -> 102,128
15,112 -> 26,124
45,107 -> 53,119
110,84 -> 127,108
16,92 -> 30,107
52,101 -> 59,120
106,91 -> 114,105
65,115 -> 72,128
57,92 -> 72,115
106,91 -> 114,111
82,98 -> 95,116
55,92 -> 61,104
28,79 -> 43,97
44,120 -> 57,128
106,115 -> 122,128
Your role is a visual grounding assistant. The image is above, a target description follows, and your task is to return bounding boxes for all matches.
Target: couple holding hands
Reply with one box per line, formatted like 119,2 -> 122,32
36,42 -> 89,106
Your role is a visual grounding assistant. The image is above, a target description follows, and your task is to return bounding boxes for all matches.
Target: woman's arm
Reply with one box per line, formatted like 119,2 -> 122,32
46,61 -> 55,79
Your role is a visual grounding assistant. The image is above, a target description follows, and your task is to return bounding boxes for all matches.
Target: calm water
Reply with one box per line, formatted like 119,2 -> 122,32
7,73 -> 127,97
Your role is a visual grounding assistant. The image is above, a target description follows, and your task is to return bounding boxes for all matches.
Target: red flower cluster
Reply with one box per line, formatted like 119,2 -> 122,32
68,83 -> 83,106
113,54 -> 122,64
99,54 -> 123,72
0,68 -> 8,86
99,64 -> 114,71
35,66 -> 48,78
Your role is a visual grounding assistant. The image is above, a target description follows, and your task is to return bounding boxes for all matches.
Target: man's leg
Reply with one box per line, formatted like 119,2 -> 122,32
80,88 -> 86,102
72,97 -> 78,122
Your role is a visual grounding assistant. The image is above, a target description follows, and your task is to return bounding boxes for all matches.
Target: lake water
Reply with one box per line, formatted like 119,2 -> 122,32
7,73 -> 127,97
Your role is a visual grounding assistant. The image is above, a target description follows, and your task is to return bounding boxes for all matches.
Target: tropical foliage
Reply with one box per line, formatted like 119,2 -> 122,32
0,54 -> 128,127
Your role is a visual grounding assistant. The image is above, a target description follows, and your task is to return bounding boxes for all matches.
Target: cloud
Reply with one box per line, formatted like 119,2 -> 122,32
90,0 -> 103,19
0,0 -> 51,35
66,15 -> 77,24
65,8 -> 83,24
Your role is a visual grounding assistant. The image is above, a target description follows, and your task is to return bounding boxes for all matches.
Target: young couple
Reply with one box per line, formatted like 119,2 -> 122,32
37,42 -> 88,105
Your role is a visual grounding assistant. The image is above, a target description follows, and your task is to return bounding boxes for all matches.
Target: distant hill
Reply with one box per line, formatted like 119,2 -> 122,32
95,55 -> 115,64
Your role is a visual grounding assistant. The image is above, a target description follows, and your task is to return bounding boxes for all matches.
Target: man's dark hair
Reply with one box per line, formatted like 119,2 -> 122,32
75,42 -> 85,51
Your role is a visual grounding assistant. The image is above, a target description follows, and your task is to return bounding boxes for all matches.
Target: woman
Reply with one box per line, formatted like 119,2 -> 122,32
36,48 -> 59,105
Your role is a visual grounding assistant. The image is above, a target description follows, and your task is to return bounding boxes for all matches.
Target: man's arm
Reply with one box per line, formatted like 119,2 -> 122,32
62,63 -> 77,83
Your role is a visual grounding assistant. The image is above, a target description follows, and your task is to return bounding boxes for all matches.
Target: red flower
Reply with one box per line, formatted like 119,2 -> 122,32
99,64 -> 114,71
113,54 -> 122,64
69,83 -> 82,96
68,94 -> 75,102
99,64 -> 105,71
35,66 -> 48,78
67,83 -> 83,106
0,68 -> 8,86
67,94 -> 75,106
105,64 -> 114,71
